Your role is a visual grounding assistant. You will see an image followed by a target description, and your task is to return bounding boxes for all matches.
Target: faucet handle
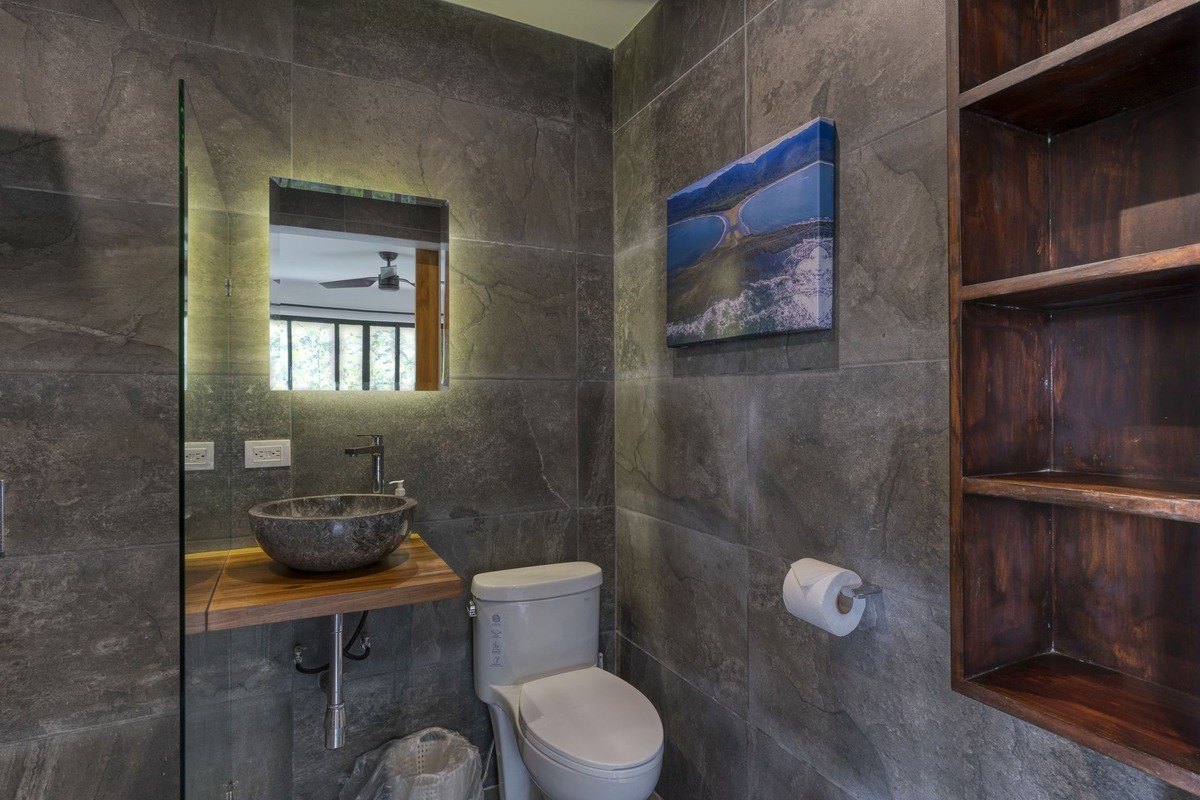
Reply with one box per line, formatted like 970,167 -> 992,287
355,434 -> 384,445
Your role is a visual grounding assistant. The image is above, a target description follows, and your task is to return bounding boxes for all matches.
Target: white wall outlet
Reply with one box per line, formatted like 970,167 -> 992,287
244,439 -> 291,469
183,442 -> 215,471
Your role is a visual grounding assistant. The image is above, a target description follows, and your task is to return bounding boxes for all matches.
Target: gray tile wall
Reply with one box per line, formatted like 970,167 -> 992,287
611,2 -> 1193,800
0,0 -> 613,797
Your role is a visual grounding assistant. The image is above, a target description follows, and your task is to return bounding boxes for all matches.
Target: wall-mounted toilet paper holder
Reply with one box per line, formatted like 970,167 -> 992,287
840,581 -> 882,601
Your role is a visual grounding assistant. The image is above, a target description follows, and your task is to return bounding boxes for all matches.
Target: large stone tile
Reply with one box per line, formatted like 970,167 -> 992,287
0,713 -> 179,800
613,0 -> 743,129
614,31 -> 745,253
615,376 -> 747,543
0,372 -> 176,556
748,549 -> 984,800
746,0 -> 945,154
578,506 -> 616,632
227,373 -> 292,443
576,43 -> 613,132
292,67 -> 576,252
0,189 -> 177,373
748,728 -> 855,800
291,666 -> 489,800
227,622 -> 296,700
614,237 -> 670,380
578,254 -> 614,380
231,692 -> 293,800
577,127 -> 614,256
184,700 -> 232,800
614,236 -> 747,381
617,510 -> 748,713
975,707 -> 1198,800
746,361 -> 949,603
618,638 -> 749,800
226,211 -> 271,377
449,241 -> 576,380
15,0 -> 293,59
578,380 -> 614,508
182,202 -> 232,378
228,457 -> 293,546
0,546 -> 178,741
415,509 -> 579,673
292,605 -> 412,687
290,380 -> 575,521
0,5 -> 177,203
839,112 -> 948,365
420,509 -> 578,581
294,0 -> 576,122
174,43 -> 292,216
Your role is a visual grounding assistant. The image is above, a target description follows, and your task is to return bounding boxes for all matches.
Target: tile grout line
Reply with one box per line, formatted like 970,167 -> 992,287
614,24 -> 747,137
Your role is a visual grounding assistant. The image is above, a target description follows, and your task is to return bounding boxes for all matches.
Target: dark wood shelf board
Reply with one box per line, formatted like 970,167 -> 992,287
959,0 -> 1200,133
960,245 -> 1200,308
961,654 -> 1200,793
963,472 -> 1200,523
185,534 -> 462,633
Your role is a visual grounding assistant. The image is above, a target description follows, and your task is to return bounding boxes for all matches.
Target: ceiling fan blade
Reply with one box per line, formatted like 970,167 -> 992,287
320,277 -> 378,289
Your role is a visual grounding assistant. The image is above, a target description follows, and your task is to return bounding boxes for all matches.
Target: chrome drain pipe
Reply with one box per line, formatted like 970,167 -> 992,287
325,612 -> 347,750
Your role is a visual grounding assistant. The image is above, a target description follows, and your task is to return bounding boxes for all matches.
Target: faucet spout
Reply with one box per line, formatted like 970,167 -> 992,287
345,435 -> 385,493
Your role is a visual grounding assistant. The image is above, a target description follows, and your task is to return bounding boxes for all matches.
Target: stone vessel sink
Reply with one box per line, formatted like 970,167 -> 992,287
248,494 -> 417,572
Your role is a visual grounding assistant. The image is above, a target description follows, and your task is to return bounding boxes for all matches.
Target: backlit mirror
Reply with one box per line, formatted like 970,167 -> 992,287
268,178 -> 449,391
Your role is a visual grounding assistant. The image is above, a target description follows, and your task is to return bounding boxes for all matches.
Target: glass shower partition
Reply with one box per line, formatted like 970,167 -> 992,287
180,79 -> 236,800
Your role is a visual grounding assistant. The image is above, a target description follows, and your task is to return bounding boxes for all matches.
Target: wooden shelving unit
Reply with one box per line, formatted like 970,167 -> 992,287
949,0 -> 1200,792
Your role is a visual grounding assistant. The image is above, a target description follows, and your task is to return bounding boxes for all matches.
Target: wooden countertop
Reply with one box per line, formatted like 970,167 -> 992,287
184,549 -> 228,635
184,534 -> 462,633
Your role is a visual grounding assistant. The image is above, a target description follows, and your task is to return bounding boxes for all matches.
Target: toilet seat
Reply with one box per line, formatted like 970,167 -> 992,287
519,667 -> 664,775
515,667 -> 664,799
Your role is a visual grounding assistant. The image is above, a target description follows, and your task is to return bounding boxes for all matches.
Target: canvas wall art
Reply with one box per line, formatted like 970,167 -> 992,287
665,117 -> 836,347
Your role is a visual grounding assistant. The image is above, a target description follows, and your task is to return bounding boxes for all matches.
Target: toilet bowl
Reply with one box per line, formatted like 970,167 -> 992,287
471,563 -> 663,800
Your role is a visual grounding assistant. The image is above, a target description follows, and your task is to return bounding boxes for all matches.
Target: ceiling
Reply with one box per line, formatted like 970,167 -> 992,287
270,227 -> 419,317
441,0 -> 656,47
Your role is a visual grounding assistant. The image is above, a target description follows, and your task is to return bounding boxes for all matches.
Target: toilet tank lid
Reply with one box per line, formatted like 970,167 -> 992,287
472,562 -> 602,602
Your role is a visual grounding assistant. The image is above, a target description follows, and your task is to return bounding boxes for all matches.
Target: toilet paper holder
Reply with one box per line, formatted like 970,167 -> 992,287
840,581 -> 882,600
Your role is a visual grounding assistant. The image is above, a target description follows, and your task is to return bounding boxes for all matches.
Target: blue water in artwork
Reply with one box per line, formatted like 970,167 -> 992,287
666,117 -> 835,347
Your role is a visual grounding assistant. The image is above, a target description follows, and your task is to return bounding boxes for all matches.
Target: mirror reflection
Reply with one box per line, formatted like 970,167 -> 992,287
268,178 -> 449,391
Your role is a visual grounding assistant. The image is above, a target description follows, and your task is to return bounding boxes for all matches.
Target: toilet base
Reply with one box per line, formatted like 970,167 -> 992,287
489,705 -> 543,800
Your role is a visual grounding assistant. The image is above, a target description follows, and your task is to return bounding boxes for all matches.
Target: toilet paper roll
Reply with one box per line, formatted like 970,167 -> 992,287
781,558 -> 866,637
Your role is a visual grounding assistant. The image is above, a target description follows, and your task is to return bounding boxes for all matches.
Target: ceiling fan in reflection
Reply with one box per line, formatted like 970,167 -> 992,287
319,251 -> 414,292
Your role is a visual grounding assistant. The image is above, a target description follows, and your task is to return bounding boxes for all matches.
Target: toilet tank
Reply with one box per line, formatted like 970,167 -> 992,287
471,563 -> 601,698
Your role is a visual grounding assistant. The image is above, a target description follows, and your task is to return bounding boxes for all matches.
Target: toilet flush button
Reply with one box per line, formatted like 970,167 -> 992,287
489,614 -> 503,666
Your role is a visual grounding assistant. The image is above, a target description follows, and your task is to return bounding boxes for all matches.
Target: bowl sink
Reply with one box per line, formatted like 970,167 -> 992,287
248,494 -> 417,572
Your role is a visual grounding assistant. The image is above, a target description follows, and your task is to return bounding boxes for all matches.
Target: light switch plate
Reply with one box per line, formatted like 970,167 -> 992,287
244,439 -> 291,469
183,442 -> 215,471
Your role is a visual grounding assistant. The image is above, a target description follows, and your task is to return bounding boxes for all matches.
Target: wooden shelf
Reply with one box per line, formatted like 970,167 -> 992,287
963,473 -> 1200,523
960,245 -> 1200,308
959,0 -> 1200,133
952,0 -> 1200,790
184,549 -> 227,636
963,654 -> 1200,794
184,534 -> 462,633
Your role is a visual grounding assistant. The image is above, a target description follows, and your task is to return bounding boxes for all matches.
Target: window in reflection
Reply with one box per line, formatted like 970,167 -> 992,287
268,317 -> 416,391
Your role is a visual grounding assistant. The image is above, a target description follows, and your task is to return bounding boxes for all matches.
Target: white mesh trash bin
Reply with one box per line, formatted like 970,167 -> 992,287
338,728 -> 484,800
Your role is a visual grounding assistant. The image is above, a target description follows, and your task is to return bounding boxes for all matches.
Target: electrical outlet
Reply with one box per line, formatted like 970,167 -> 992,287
183,442 -> 215,471
244,439 -> 291,469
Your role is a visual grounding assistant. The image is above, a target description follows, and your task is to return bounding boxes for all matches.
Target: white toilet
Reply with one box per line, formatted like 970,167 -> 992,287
471,562 -> 664,800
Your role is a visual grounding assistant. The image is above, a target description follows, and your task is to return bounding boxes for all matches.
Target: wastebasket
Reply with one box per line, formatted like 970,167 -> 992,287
338,727 -> 485,800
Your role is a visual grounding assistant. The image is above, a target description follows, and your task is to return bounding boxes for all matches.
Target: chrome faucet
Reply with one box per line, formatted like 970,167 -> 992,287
344,435 -> 384,494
